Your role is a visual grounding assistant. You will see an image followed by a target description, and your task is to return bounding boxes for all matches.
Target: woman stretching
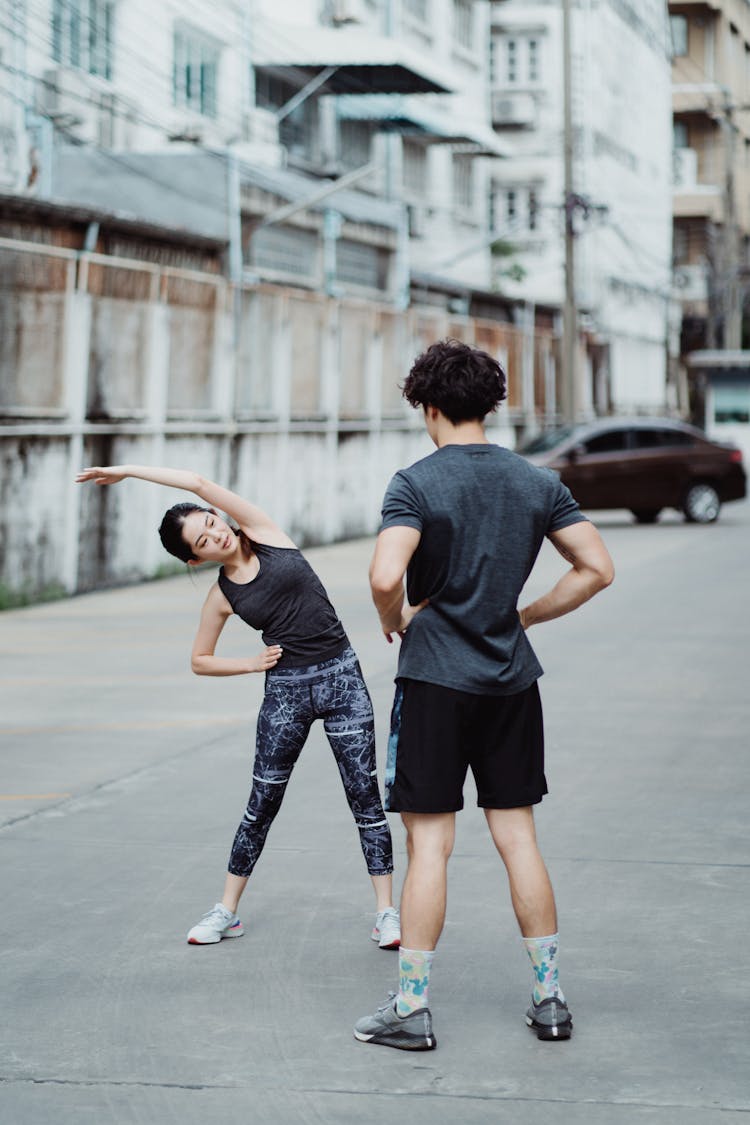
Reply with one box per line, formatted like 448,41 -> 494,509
76,464 -> 400,950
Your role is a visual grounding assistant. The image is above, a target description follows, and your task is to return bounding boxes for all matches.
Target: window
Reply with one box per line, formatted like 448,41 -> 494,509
673,121 -> 688,149
249,225 -> 318,279
336,240 -> 389,290
488,185 -> 497,233
173,26 -> 220,119
489,38 -> 497,85
528,188 -> 538,231
507,38 -> 518,83
503,34 -> 542,84
453,0 -> 473,50
52,0 -> 113,79
255,71 -> 316,160
528,39 -> 539,82
673,225 -> 689,265
453,154 -> 474,210
713,383 -> 750,424
403,140 -> 428,197
339,120 -> 372,171
404,0 -> 429,21
583,430 -> 628,454
632,427 -> 693,448
496,186 -> 538,231
670,15 -> 688,58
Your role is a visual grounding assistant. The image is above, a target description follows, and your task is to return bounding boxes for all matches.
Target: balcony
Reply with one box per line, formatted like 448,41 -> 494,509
672,146 -> 723,220
672,82 -> 724,116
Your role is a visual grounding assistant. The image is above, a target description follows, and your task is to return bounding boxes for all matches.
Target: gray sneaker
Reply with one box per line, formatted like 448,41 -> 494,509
187,903 -> 244,945
526,995 -> 572,1040
354,995 -> 436,1051
371,907 -> 401,949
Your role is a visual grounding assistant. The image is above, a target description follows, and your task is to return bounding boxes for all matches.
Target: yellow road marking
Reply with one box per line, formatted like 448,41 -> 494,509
0,793 -> 72,800
0,715 -> 249,736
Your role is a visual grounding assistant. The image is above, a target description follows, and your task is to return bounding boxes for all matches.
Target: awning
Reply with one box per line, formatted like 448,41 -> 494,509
253,21 -> 453,96
336,93 -> 509,156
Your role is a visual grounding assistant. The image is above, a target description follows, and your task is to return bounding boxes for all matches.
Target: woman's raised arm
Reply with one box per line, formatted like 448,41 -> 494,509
75,465 -> 293,545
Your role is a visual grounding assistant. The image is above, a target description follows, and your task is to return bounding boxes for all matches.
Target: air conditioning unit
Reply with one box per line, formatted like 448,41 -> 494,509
39,67 -> 99,142
673,263 -> 708,301
96,91 -> 138,148
331,0 -> 369,25
38,67 -> 136,148
407,203 -> 428,238
491,90 -> 536,129
167,117 -> 207,144
242,106 -> 279,146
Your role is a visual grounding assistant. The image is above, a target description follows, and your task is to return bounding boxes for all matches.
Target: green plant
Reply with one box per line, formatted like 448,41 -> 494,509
491,239 -> 527,283
0,582 -> 67,611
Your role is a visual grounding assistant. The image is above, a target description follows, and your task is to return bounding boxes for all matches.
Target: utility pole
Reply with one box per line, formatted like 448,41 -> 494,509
721,97 -> 742,349
561,0 -> 578,423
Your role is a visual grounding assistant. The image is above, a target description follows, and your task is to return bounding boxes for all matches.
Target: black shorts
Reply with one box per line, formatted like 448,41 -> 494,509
384,678 -> 547,813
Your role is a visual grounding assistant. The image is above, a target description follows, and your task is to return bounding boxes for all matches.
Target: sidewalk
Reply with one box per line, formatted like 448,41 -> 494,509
1,512 -> 749,1123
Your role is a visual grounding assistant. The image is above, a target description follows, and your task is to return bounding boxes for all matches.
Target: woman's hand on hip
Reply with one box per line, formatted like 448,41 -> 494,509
249,645 -> 283,672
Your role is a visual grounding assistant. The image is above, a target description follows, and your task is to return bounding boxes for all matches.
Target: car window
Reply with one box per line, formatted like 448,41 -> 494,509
517,426 -> 577,455
632,428 -> 693,448
582,430 -> 629,454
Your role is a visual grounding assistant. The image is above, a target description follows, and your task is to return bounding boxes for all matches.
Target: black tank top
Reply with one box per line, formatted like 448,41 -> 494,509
218,542 -> 348,668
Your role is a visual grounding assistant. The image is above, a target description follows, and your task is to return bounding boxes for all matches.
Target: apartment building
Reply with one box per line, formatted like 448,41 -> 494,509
670,0 -> 750,355
0,0 -> 511,305
489,0 -> 676,415
2,2 -> 567,598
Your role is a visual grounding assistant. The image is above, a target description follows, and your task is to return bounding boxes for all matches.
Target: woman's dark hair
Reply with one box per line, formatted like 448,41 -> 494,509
402,339 -> 507,423
158,503 -> 253,563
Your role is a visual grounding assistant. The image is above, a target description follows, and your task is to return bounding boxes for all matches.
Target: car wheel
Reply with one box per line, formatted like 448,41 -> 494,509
683,482 -> 721,523
631,509 -> 661,524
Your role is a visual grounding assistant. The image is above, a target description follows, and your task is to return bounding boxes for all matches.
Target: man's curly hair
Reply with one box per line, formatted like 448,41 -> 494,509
402,339 -> 507,423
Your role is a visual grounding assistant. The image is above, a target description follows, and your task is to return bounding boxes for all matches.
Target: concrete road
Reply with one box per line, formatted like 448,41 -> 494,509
1,503 -> 749,1124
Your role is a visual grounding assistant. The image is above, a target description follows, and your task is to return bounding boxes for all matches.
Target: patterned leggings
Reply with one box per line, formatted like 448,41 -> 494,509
228,646 -> 394,878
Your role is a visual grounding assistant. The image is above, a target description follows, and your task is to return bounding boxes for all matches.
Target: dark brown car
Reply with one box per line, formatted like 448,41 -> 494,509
519,418 -> 747,523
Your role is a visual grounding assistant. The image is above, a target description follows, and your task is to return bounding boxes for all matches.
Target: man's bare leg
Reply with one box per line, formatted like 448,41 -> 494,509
485,806 -> 571,1039
484,807 -> 556,936
399,811 -> 456,949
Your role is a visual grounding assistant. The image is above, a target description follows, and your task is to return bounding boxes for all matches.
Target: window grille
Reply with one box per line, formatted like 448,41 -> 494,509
404,0 -> 429,21
336,240 -> 389,290
453,154 -> 474,211
173,26 -> 220,119
403,140 -> 428,197
453,0 -> 473,50
250,226 -> 318,280
52,0 -> 113,79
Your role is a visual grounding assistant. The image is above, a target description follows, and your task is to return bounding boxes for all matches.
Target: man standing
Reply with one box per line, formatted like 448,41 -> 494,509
354,340 -> 614,1051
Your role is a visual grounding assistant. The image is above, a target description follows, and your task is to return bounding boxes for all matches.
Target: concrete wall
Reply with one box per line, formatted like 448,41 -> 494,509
0,233 -> 555,602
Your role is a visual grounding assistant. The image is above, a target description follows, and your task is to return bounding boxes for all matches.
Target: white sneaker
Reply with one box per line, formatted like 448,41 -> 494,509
371,907 -> 401,950
187,902 -> 244,945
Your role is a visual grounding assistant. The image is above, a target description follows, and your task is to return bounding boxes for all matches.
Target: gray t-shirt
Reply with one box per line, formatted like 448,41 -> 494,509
380,442 -> 587,695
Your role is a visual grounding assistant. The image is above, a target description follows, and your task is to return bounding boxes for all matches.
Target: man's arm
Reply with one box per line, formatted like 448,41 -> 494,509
369,525 -> 423,641
519,521 -> 614,629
